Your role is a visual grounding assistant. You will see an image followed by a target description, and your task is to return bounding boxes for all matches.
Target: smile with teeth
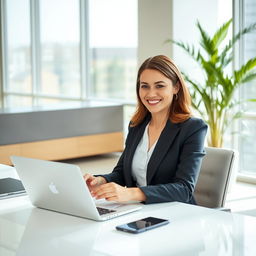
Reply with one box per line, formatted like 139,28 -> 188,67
147,99 -> 161,105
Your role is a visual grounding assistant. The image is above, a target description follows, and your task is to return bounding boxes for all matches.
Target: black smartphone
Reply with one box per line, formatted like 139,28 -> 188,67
116,217 -> 169,234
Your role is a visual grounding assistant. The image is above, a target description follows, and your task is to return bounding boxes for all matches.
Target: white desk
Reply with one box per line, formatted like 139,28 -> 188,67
1,196 -> 256,256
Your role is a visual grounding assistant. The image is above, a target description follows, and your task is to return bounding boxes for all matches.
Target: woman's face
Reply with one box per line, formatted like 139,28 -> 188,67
139,69 -> 178,116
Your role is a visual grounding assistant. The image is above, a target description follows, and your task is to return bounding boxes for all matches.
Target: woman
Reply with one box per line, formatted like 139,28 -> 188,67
84,55 -> 207,204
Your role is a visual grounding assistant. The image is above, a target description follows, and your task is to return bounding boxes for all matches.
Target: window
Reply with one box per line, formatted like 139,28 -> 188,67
39,0 -> 80,98
88,0 -> 137,100
0,0 -> 138,108
236,0 -> 256,175
4,0 -> 32,107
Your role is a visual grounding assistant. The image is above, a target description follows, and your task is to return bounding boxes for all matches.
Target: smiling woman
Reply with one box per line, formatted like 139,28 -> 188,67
84,55 -> 208,205
131,55 -> 191,126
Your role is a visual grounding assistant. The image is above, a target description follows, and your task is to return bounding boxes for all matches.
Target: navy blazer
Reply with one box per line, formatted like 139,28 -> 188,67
102,116 -> 208,204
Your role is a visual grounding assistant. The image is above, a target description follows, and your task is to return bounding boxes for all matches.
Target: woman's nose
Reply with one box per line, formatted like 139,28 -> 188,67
146,88 -> 157,97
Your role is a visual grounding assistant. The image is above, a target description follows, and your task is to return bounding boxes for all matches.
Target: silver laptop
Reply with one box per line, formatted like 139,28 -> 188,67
11,156 -> 142,221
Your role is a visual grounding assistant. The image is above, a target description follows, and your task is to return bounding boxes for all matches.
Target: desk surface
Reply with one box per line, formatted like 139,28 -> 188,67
1,196 -> 256,256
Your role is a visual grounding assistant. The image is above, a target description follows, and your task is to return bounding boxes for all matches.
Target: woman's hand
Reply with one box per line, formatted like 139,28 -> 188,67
91,182 -> 146,203
83,173 -> 107,191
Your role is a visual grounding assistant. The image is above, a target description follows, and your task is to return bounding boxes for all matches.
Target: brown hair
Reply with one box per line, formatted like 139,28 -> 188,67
130,55 -> 192,126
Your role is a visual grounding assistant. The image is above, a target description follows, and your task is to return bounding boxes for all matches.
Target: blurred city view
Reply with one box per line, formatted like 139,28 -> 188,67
90,48 -> 137,100
7,44 -> 137,105
5,0 -> 138,107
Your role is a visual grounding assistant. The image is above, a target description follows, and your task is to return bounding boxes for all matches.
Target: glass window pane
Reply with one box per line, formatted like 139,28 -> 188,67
238,0 -> 256,176
5,95 -> 32,108
89,0 -> 137,100
39,0 -> 80,97
241,0 -> 256,112
239,119 -> 256,174
5,0 -> 32,93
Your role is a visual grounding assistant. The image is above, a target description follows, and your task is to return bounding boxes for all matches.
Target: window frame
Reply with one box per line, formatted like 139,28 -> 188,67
0,0 -> 90,106
0,0 -> 7,108
234,0 -> 256,183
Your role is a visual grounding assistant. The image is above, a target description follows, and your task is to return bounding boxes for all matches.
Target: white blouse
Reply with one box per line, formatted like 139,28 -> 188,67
131,124 -> 158,186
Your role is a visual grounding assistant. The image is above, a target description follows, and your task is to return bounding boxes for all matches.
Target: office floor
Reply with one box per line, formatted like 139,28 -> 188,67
64,152 -> 256,218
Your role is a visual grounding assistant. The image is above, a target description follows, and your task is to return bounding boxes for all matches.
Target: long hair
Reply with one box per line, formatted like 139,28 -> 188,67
130,55 -> 192,126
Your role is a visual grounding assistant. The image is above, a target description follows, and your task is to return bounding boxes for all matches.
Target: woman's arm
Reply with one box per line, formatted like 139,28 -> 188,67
99,124 -> 135,186
99,150 -> 126,186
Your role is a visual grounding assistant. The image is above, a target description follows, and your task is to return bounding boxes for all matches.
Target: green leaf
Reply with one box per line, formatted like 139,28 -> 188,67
219,23 -> 256,65
231,111 -> 243,122
165,39 -> 202,63
212,19 -> 232,48
234,58 -> 256,84
240,72 -> 256,84
196,21 -> 216,56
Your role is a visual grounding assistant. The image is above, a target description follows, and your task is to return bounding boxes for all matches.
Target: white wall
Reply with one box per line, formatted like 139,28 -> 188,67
138,0 -> 173,65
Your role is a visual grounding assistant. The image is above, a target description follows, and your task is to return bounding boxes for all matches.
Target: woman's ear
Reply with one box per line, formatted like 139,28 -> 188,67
173,82 -> 180,94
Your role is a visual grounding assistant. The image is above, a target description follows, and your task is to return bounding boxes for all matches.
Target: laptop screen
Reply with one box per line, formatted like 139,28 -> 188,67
0,177 -> 26,199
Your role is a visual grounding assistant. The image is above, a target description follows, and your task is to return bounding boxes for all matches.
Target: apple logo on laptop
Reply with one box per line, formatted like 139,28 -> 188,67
49,182 -> 59,194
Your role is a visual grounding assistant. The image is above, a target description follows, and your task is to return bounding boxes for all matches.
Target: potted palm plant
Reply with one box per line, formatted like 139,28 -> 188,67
166,19 -> 256,147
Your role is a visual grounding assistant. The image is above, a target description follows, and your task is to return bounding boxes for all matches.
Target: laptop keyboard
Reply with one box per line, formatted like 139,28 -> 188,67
97,207 -> 116,215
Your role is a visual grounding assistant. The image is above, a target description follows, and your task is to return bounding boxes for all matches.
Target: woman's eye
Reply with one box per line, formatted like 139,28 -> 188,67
140,84 -> 149,89
156,84 -> 165,88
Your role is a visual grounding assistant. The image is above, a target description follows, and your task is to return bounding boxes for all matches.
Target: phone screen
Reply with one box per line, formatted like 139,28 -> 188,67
116,217 -> 169,234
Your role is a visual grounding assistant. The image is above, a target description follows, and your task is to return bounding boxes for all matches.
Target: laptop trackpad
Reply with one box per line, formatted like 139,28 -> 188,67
95,199 -> 140,212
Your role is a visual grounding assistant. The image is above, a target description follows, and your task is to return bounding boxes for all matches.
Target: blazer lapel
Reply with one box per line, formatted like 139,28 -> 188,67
123,118 -> 150,186
146,120 -> 181,184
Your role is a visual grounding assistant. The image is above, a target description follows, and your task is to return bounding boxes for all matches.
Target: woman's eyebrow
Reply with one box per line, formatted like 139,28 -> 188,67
155,81 -> 167,84
140,80 -> 167,84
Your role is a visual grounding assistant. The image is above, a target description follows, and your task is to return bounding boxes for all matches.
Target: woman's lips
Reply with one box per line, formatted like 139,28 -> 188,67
147,99 -> 161,105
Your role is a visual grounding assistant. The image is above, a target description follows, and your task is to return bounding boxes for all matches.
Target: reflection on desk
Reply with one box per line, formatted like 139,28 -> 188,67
0,196 -> 256,256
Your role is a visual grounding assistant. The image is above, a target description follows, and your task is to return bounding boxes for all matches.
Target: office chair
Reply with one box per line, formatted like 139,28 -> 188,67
194,147 -> 235,209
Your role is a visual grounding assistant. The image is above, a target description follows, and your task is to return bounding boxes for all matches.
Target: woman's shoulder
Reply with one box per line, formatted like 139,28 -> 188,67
128,116 -> 150,130
178,117 -> 208,131
183,116 -> 207,126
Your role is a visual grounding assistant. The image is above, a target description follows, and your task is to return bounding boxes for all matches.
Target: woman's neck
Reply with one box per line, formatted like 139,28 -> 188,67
150,113 -> 169,129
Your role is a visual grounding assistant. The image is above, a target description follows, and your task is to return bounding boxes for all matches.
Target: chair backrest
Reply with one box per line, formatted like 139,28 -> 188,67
194,147 -> 235,208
